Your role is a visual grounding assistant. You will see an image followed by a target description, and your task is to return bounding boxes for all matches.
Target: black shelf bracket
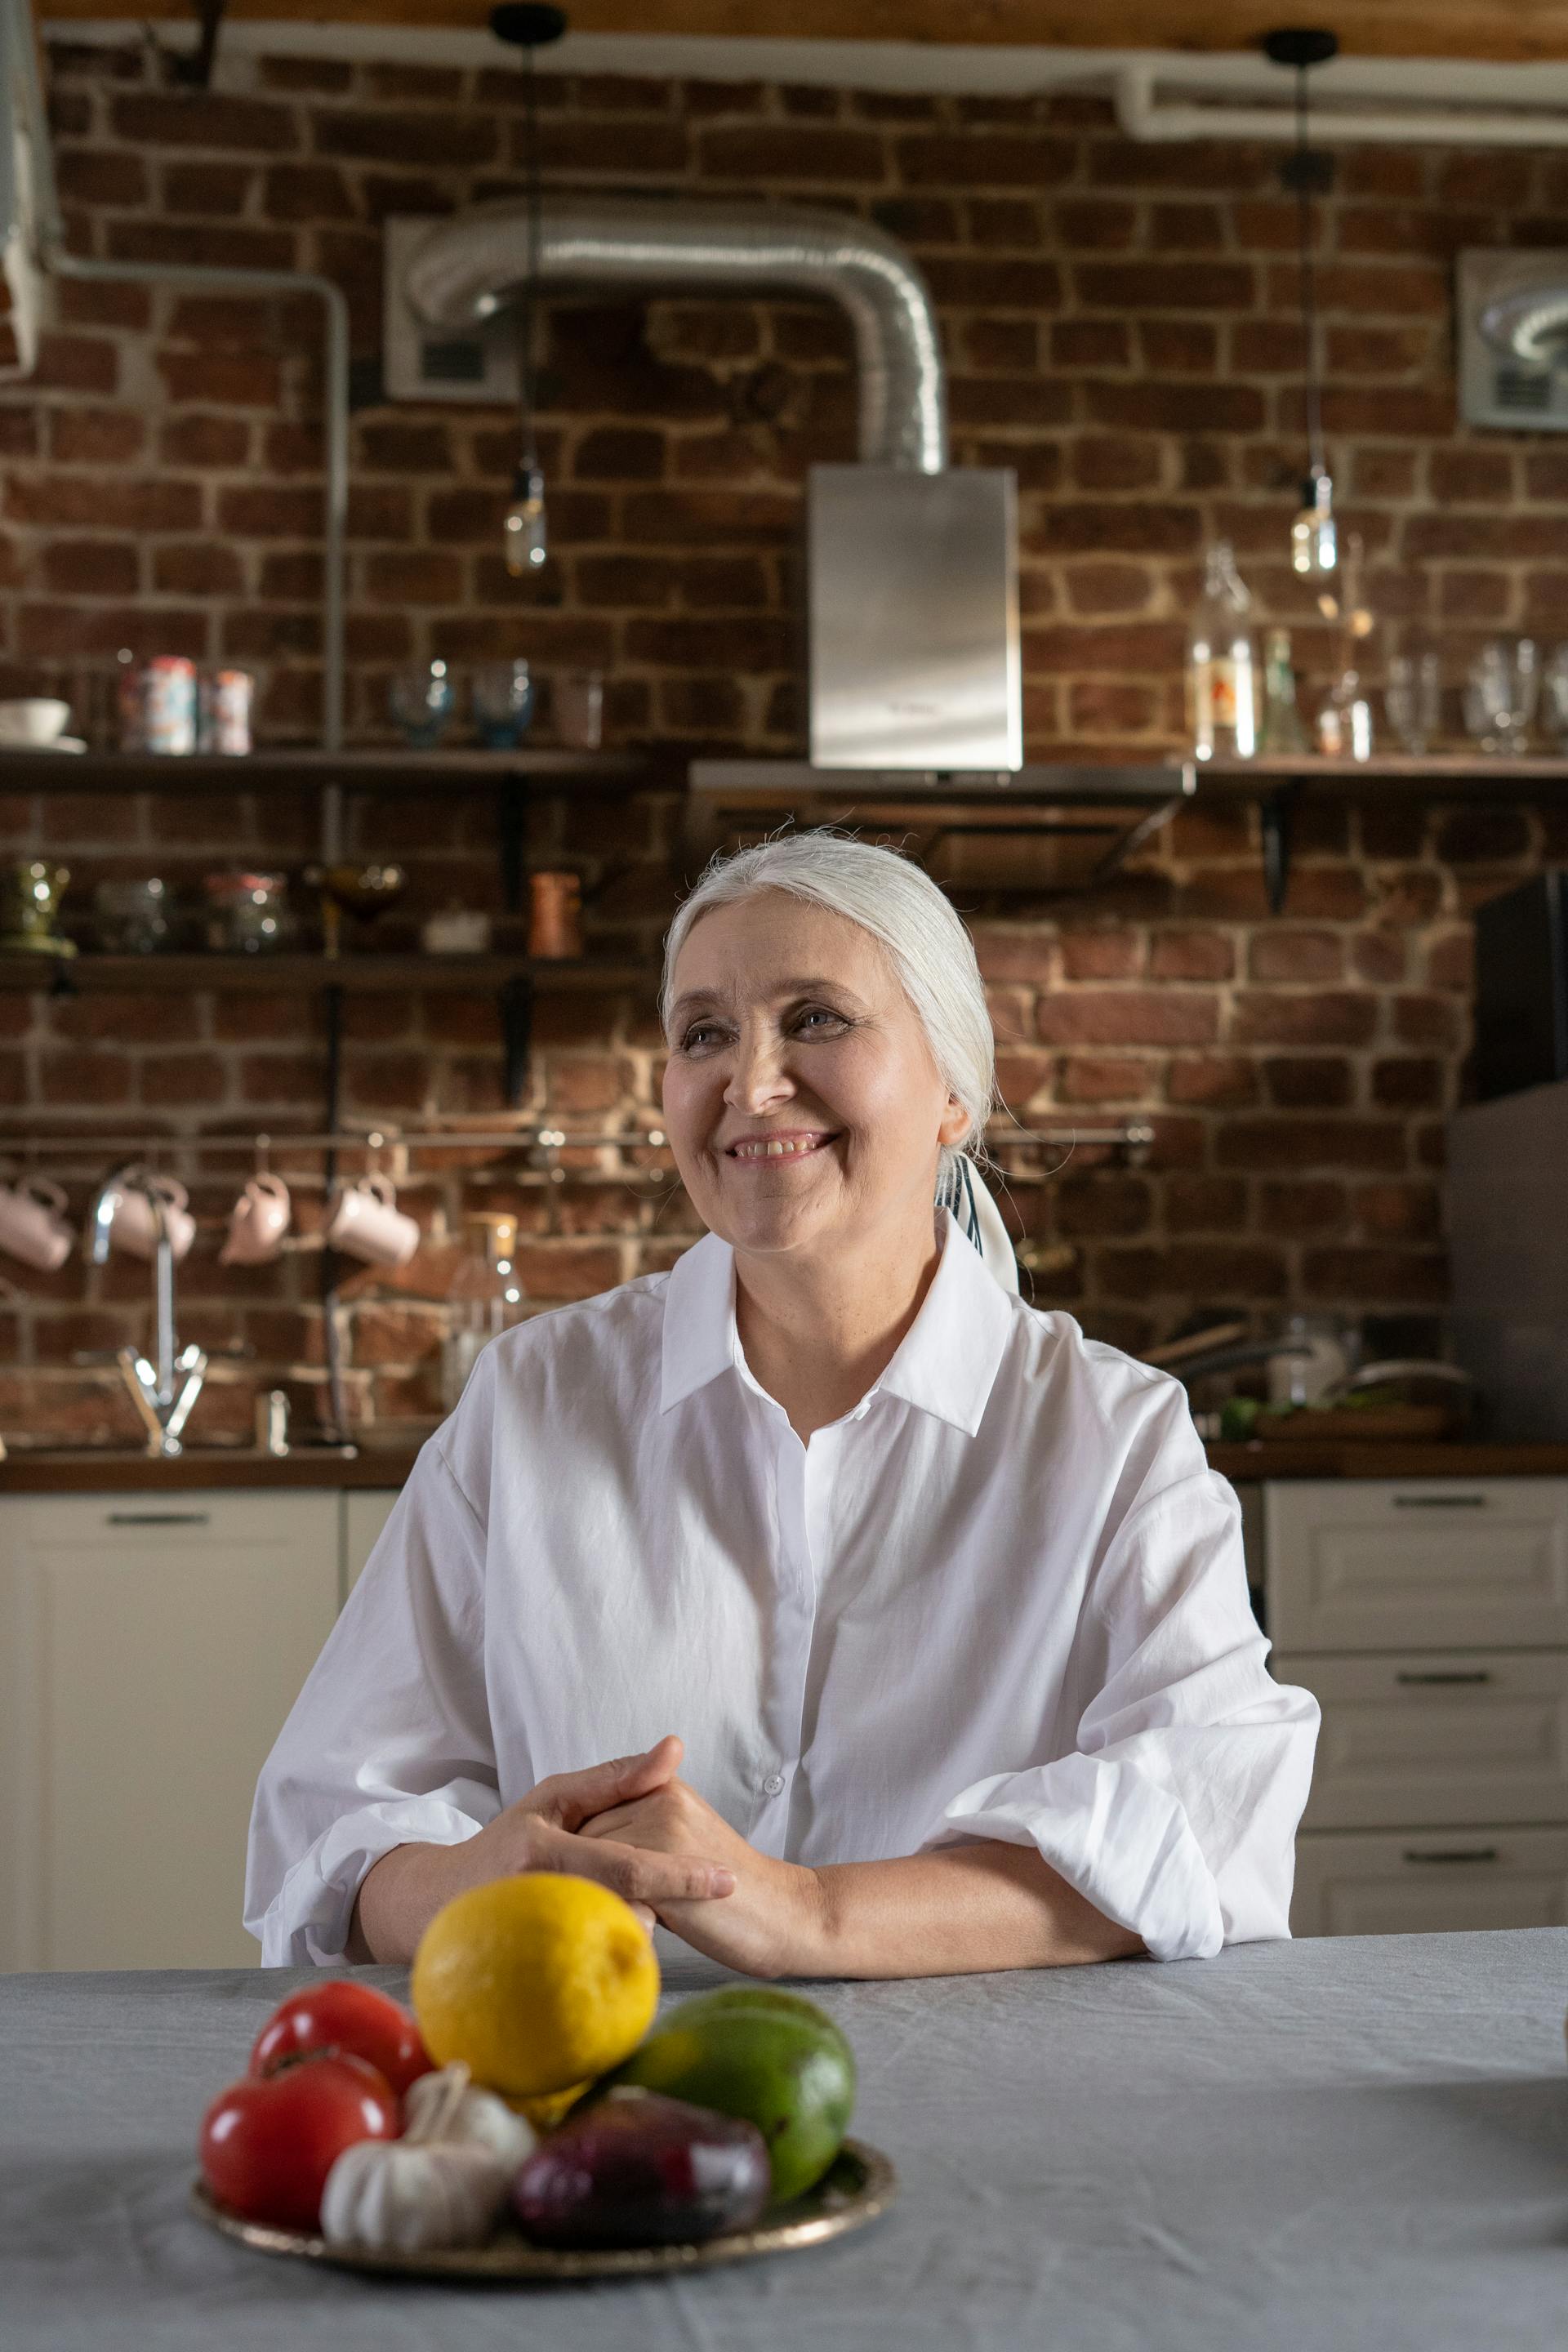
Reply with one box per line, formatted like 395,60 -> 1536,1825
499,774 -> 532,916
501,970 -> 535,1110
1261,781 -> 1302,915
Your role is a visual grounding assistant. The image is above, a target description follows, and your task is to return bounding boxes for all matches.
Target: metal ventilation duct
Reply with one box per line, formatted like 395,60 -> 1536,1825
403,194 -> 947,474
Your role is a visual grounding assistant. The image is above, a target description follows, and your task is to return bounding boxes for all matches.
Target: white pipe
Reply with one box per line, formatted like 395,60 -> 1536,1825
1114,56 -> 1568,148
37,23 -> 1568,149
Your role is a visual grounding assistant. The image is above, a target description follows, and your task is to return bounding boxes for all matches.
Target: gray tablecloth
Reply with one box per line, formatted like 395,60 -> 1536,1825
4,1931 -> 1568,2350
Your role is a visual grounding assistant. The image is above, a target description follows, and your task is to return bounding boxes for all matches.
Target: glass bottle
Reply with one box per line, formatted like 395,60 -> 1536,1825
440,1214 -> 527,1413
1187,541 -> 1258,761
1258,627 -> 1307,755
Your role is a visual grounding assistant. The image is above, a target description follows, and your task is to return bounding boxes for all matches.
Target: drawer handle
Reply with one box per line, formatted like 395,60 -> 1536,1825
1395,1670 -> 1493,1686
1401,1847 -> 1500,1866
1392,1494 -> 1487,1509
106,1512 -> 212,1527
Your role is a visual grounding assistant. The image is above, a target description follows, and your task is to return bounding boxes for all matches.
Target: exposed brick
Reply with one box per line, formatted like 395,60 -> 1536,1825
1036,990 -> 1218,1048
113,92 -> 299,152
1231,992 -> 1379,1048
1150,929 -> 1235,982
1262,1056 -> 1354,1109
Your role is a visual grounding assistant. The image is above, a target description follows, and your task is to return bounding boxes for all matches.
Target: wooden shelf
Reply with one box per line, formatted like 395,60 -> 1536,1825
1199,753 -> 1568,800
0,952 -> 655,994
0,748 -> 666,795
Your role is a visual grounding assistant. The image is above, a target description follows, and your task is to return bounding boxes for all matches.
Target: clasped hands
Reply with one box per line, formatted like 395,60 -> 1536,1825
454,1735 -> 827,1980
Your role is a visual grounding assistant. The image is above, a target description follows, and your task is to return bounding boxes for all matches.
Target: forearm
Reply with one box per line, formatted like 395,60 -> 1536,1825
805,1840 -> 1143,1979
348,1841 -> 469,1964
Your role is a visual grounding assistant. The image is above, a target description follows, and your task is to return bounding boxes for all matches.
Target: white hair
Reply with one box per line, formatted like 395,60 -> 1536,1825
661,831 -> 997,1180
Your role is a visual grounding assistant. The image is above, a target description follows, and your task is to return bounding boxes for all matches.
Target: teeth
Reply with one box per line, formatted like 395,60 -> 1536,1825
733,1135 -> 826,1160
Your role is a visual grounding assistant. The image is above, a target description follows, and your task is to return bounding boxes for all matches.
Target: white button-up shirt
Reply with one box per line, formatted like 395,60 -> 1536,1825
246,1213 -> 1317,1969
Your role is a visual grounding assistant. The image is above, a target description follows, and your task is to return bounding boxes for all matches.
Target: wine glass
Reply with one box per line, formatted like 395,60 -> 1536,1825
307,862 -> 407,959
472,660 -> 534,750
389,661 -> 455,751
1463,639 -> 1538,755
1384,652 -> 1441,756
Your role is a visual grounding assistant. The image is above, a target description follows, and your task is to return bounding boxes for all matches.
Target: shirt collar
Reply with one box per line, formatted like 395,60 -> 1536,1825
660,1210 -> 1014,1437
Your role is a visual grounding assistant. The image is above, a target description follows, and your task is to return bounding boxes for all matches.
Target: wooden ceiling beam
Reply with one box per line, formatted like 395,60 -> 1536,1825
37,0 -> 1568,65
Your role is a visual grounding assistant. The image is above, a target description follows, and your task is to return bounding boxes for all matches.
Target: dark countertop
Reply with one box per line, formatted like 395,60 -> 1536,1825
0,1445 -> 426,1493
5,1437 -> 1568,1494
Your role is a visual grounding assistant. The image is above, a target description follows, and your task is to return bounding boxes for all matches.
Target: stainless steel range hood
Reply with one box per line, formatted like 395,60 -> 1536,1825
808,466 -> 1021,773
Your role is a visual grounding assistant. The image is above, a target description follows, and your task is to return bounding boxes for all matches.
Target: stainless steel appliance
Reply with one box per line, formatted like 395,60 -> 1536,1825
1448,1077 -> 1568,1437
807,464 -> 1020,773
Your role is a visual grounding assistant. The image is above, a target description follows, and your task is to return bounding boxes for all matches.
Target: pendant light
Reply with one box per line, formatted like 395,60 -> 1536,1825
1264,29 -> 1341,621
491,3 -> 567,576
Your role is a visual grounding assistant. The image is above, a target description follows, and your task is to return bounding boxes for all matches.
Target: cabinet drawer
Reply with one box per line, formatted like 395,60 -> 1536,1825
1279,1650 -> 1568,1830
1291,1827 -> 1568,1938
1266,1480 -> 1568,1652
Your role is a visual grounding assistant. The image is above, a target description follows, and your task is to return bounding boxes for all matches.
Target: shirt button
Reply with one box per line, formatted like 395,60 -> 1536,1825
762,1772 -> 785,1797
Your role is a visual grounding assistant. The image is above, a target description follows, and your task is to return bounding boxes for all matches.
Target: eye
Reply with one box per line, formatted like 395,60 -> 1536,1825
679,1021 -> 724,1053
794,1005 -> 849,1036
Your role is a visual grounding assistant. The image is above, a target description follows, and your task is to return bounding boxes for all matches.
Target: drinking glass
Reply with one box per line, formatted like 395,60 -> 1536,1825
555,668 -> 604,751
390,661 -> 455,750
472,659 -> 534,750
1463,638 -> 1538,755
1384,652 -> 1441,756
1544,644 -> 1568,751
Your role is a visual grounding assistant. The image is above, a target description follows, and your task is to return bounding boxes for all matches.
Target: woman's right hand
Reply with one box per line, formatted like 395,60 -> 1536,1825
350,1735 -> 735,1961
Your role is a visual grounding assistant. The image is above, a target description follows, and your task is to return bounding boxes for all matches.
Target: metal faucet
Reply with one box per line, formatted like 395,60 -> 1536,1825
83,1170 -> 207,1457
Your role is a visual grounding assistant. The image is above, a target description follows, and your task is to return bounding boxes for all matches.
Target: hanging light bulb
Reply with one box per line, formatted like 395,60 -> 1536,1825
491,4 -> 567,579
505,460 -> 547,575
1266,29 -> 1340,619
1291,467 -> 1338,618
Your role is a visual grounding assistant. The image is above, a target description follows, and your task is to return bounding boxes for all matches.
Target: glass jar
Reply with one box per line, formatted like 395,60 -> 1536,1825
94,876 -> 174,954
203,870 -> 289,954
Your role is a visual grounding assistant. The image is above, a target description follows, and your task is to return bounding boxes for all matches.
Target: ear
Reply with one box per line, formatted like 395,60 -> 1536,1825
938,1093 -> 971,1150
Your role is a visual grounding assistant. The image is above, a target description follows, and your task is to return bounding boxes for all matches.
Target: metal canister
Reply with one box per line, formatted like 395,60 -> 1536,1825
199,668 -> 253,756
142,657 -> 198,756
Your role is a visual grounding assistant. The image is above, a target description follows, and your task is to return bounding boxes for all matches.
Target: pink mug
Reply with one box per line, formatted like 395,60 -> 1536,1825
0,1177 -> 73,1272
220,1173 -> 292,1267
325,1174 -> 419,1269
105,1172 -> 196,1263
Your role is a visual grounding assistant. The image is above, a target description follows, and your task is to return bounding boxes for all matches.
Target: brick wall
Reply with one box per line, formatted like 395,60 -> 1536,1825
3,38 -> 1561,1437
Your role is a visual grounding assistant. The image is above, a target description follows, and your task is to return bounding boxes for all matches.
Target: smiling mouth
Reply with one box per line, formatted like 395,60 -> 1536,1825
725,1133 -> 838,1163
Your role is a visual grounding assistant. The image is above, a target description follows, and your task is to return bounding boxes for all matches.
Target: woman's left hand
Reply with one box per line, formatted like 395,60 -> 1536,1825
579,1777 -> 826,1979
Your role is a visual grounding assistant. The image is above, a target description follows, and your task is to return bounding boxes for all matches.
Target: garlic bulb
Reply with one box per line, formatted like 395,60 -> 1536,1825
320,2063 -> 536,2255
403,2067 -> 535,2170
321,2138 -> 511,2254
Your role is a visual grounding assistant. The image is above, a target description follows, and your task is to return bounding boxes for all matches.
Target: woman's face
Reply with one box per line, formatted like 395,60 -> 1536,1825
662,890 -> 969,1267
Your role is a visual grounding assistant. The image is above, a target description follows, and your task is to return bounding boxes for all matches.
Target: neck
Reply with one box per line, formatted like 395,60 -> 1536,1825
733,1205 -> 945,1443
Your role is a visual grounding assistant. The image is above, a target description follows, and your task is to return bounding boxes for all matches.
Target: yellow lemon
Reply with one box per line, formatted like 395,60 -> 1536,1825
509,2082 -> 590,2135
411,1873 -> 658,2100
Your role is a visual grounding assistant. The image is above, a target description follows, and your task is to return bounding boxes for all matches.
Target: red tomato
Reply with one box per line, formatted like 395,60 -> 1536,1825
250,1980 -> 432,2098
200,2050 -> 398,2232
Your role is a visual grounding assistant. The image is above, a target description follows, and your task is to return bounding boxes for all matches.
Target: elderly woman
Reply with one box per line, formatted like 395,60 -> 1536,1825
247,832 -> 1316,1976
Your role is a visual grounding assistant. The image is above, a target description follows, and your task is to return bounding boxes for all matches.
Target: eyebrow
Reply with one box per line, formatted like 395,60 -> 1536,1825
668,977 -> 870,1022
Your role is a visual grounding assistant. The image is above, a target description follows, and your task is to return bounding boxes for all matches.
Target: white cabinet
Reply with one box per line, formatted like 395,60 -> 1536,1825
1266,1480 -> 1568,1653
1283,1651 -> 1568,1832
342,1489 -> 400,1599
0,1492 -> 340,1972
1267,1480 -> 1568,1937
1291,1829 -> 1568,1939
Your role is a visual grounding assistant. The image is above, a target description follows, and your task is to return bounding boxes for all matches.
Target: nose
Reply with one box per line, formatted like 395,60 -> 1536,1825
723,1018 -> 796,1116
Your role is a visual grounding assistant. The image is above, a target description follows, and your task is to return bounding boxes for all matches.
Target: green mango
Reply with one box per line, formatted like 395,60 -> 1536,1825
598,1996 -> 856,2205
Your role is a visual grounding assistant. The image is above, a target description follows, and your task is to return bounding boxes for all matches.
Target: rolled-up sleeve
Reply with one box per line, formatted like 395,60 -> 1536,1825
244,1437 -> 497,1966
924,1464 -> 1319,1962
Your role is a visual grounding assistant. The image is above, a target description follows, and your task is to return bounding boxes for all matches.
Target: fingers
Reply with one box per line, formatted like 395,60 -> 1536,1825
626,1901 -> 657,1936
532,1822 -> 734,1909
537,1736 -> 684,1833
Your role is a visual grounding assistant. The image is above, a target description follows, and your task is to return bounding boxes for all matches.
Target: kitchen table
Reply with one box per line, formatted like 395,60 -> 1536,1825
4,1931 -> 1566,2351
